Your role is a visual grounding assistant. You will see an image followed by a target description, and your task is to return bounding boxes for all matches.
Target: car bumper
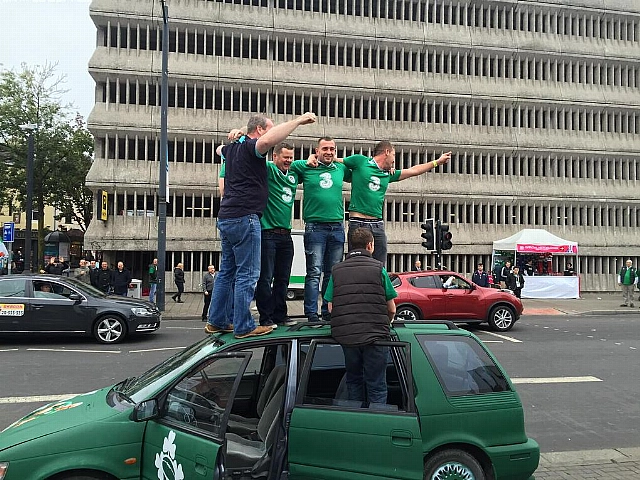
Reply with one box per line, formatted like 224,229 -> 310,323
486,438 -> 539,480
130,314 -> 161,333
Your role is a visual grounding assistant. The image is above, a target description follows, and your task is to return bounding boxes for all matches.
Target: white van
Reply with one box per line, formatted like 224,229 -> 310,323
287,230 -> 306,300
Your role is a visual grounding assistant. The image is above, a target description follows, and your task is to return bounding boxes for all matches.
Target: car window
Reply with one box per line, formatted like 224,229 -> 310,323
440,275 -> 471,289
31,280 -> 77,299
162,355 -> 249,437
411,275 -> 439,289
0,279 -> 26,297
298,341 -> 411,413
417,335 -> 511,396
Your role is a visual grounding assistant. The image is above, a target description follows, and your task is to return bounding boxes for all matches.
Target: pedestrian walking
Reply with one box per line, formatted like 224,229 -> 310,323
324,228 -> 398,405
618,259 -> 637,307
201,265 -> 216,321
172,263 -> 185,303
205,112 -> 316,339
148,258 -> 158,303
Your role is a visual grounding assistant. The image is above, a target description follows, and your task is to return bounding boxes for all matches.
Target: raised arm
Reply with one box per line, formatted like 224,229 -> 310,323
398,151 -> 452,181
255,112 -> 317,155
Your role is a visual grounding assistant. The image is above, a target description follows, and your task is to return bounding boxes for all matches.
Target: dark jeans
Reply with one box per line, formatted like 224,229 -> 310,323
173,282 -> 184,300
348,218 -> 387,266
202,291 -> 212,319
303,222 -> 345,319
342,345 -> 388,405
255,231 -> 294,325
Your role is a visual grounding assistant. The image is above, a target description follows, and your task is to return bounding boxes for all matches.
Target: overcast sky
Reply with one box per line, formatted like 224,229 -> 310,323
1,0 -> 96,121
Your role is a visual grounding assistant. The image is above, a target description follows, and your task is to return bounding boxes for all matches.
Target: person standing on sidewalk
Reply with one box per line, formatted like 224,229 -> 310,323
201,265 -> 217,321
111,261 -> 132,297
617,259 -> 637,307
289,137 -> 351,322
324,227 -> 397,405
506,266 -> 525,298
148,258 -> 158,303
255,142 -> 299,329
172,263 -> 185,303
205,112 -> 317,339
472,262 -> 490,287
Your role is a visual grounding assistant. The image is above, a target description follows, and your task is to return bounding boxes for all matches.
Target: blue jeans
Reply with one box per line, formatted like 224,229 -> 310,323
348,218 -> 387,266
255,231 -> 294,325
207,215 -> 261,336
342,345 -> 389,405
148,283 -> 157,303
303,222 -> 345,319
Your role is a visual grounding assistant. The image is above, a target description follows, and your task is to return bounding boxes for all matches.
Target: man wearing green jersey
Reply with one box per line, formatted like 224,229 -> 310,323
289,137 -> 351,322
255,142 -> 300,328
344,141 -> 452,265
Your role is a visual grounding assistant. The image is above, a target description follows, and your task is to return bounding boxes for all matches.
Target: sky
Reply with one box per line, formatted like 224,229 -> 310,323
1,0 -> 96,121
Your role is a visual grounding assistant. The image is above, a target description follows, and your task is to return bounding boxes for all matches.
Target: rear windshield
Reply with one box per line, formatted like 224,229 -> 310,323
417,335 -> 511,396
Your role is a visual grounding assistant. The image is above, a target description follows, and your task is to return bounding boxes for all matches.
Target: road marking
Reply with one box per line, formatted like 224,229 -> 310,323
27,348 -> 121,354
164,326 -> 205,330
512,376 -> 602,384
482,340 -> 503,343
0,348 -> 19,352
483,331 -> 523,343
0,394 -> 78,404
129,346 -> 185,353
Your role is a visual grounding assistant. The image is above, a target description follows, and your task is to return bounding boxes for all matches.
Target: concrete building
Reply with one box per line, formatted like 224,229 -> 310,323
85,0 -> 640,291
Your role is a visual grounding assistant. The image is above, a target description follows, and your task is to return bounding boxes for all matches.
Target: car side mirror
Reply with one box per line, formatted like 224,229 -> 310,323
469,284 -> 476,290
69,293 -> 82,302
132,399 -> 158,422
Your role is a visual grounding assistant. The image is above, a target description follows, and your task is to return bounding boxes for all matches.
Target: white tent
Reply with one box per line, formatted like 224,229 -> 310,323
492,229 -> 578,255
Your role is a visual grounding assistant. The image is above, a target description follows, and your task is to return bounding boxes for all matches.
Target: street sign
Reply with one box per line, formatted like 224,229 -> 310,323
2,222 -> 14,243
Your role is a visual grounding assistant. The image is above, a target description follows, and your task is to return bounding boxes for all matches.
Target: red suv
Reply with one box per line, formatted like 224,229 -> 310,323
390,270 -> 523,332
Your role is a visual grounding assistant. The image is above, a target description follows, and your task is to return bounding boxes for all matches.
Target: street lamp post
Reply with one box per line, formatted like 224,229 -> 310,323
19,123 -> 37,273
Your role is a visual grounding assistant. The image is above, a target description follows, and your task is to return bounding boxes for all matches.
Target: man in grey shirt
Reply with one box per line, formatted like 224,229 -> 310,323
74,259 -> 91,284
202,265 -> 217,322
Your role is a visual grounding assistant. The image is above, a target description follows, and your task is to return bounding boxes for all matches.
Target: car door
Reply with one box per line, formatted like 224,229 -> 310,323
29,279 -> 90,332
141,352 -> 252,480
0,278 -> 29,331
288,339 -> 423,480
409,274 -> 447,318
440,275 -> 485,320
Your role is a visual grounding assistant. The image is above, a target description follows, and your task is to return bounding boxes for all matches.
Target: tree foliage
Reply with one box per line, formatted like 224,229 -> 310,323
0,63 -> 94,267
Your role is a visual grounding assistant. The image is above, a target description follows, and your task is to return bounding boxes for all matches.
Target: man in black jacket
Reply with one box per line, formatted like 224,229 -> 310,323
471,263 -> 489,287
172,263 -> 185,303
96,261 -> 112,293
111,261 -> 132,296
506,266 -> 525,298
324,228 -> 397,405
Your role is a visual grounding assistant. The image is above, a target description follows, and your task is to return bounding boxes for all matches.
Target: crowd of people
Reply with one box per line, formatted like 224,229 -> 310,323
203,112 -> 451,341
43,257 -> 134,296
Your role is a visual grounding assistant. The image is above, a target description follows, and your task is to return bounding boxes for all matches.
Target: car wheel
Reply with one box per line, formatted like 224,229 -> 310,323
93,315 -> 127,344
424,449 -> 485,480
286,290 -> 296,300
396,305 -> 420,321
488,305 -> 515,332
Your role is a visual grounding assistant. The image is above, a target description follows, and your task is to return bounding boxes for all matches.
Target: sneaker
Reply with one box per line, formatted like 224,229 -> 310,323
283,319 -> 298,326
235,325 -> 273,339
260,321 -> 277,329
205,323 -> 234,334
321,313 -> 331,322
306,314 -> 320,322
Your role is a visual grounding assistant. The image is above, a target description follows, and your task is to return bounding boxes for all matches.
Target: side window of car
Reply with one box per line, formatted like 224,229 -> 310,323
162,355 -> 249,438
0,279 -> 26,297
418,335 -> 511,396
411,275 -> 438,289
298,341 -> 412,413
32,281 -> 67,299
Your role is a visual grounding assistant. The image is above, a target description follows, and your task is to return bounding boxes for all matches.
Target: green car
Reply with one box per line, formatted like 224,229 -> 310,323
0,321 -> 539,480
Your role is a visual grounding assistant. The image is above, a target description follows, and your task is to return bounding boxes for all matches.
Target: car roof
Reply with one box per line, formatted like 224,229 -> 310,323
391,270 -> 458,277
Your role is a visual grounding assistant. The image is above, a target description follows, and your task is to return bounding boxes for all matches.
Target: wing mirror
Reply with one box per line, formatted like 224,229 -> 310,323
132,399 -> 158,422
68,293 -> 83,302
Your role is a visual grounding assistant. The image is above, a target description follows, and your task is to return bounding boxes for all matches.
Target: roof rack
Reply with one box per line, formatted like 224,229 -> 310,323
392,320 -> 459,330
288,321 -> 330,331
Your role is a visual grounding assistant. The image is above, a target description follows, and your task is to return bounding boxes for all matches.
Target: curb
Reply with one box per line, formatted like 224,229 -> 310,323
539,448 -> 640,467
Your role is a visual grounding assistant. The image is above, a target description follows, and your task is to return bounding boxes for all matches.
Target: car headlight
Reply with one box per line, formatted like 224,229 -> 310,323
131,307 -> 154,316
0,462 -> 8,480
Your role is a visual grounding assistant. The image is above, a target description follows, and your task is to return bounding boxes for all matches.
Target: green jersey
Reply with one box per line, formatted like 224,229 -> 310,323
289,160 -> 351,223
343,154 -> 402,219
261,162 -> 299,230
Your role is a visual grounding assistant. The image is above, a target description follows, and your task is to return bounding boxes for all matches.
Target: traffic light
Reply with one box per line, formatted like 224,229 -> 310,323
420,218 -> 435,250
438,223 -> 453,250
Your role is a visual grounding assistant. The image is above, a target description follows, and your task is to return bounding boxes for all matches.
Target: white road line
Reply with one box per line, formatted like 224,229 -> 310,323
482,331 -> 523,343
164,326 -> 205,330
0,394 -> 78,404
26,348 -> 121,354
0,348 -> 19,352
482,340 -> 503,343
512,376 -> 602,384
129,346 -> 185,353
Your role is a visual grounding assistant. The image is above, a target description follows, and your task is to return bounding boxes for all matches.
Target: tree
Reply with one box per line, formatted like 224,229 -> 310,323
0,63 -> 94,269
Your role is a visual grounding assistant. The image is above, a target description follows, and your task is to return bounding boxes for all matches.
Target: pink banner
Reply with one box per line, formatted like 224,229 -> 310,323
516,244 -> 578,254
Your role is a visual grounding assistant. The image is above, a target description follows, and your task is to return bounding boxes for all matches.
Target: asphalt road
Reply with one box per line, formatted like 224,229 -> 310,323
2,313 -> 639,456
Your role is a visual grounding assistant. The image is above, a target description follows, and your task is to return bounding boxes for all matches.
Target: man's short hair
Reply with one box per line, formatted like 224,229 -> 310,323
274,142 -> 294,155
350,228 -> 374,250
373,140 -> 394,156
477,263 -> 483,267
317,136 -> 334,144
246,114 -> 270,134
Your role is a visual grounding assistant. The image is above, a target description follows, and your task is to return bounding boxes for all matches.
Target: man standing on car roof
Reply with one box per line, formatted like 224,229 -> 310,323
205,112 -> 317,339
324,228 -> 397,405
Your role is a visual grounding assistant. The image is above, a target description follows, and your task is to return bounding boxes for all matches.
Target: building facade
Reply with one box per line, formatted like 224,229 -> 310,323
85,0 -> 640,291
